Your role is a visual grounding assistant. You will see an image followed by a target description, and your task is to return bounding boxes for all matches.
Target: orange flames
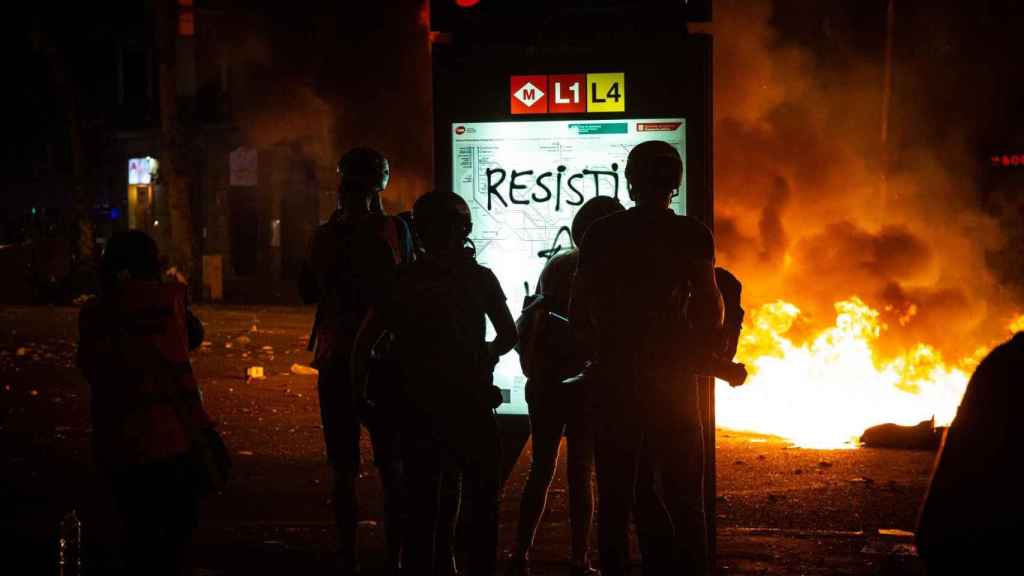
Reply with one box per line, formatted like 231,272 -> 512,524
713,298 -> 1007,449
700,1 -> 1024,449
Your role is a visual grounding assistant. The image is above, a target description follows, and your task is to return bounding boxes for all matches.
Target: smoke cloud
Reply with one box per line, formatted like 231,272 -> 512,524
218,2 -> 432,215
699,0 -> 1021,360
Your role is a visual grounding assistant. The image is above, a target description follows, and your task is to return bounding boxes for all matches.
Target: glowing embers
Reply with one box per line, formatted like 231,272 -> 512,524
716,298 -> 973,449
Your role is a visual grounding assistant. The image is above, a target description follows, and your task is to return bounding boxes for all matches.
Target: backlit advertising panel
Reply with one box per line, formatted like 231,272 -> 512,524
452,118 -> 686,414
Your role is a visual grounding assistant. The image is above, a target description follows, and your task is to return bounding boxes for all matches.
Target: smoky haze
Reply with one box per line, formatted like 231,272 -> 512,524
698,0 -> 1022,361
218,1 -> 432,216
222,0 -> 1021,359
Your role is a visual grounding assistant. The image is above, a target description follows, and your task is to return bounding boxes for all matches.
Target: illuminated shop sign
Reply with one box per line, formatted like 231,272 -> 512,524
991,153 -> 1024,168
128,157 -> 158,185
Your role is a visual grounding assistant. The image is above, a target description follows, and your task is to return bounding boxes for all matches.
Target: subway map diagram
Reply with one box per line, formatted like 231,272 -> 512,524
451,118 -> 686,414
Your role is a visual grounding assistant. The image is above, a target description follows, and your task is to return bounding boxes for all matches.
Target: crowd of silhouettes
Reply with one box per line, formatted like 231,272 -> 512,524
76,140 -> 1016,575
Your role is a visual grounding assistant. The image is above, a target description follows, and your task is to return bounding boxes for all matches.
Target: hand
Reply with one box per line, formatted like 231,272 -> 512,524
721,362 -> 748,387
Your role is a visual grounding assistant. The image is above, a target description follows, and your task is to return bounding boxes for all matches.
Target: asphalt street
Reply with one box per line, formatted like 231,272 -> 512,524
0,305 -> 930,574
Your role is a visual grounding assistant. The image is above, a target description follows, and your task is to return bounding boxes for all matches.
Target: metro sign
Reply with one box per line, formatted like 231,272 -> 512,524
511,73 -> 625,115
510,75 -> 548,114
548,74 -> 585,113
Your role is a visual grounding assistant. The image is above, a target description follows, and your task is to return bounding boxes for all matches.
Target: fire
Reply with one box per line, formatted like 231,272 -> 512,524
716,298 -> 976,449
1011,314 -> 1024,334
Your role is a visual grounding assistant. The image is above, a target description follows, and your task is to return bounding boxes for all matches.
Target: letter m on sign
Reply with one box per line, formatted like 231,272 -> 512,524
510,75 -> 548,115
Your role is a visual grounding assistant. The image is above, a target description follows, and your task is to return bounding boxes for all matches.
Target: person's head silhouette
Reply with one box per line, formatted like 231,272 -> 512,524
100,229 -> 161,295
412,191 -> 473,254
337,147 -> 389,215
571,196 -> 625,247
625,140 -> 683,208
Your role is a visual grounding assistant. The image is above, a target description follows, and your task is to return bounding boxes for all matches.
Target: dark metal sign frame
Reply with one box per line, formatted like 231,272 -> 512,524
431,21 -> 716,560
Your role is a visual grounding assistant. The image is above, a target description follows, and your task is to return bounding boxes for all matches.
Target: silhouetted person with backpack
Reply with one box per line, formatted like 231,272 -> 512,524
570,141 -> 723,576
916,331 -> 1023,575
77,230 -> 212,576
302,147 -> 413,573
507,196 -> 624,576
352,191 -> 517,576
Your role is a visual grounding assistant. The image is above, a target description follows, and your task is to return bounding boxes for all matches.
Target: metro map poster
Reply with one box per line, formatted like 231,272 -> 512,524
451,118 -> 686,415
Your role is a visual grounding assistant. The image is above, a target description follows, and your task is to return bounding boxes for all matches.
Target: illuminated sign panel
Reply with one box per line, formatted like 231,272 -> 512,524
548,74 -> 586,113
452,118 -> 686,414
512,72 -> 625,115
510,75 -> 549,114
128,157 -> 158,185
586,72 -> 626,112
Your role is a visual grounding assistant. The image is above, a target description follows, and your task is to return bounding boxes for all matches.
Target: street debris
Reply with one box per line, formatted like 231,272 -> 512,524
878,528 -> 914,538
861,540 -> 917,556
246,366 -> 266,380
290,363 -> 318,376
860,418 -> 942,450
16,347 -> 29,356
235,335 -> 252,345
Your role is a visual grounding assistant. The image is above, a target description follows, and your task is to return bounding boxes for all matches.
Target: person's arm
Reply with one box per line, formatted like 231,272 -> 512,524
569,230 -> 600,355
691,259 -> 724,335
393,216 -> 416,264
483,270 -> 517,363
350,307 -> 386,403
689,223 -> 724,337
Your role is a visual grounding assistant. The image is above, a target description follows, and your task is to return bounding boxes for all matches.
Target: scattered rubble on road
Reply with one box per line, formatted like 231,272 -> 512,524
290,363 -> 318,376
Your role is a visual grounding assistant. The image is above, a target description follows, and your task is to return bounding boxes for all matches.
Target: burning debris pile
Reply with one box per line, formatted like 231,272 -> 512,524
716,297 -> 980,448
700,1 -> 1024,447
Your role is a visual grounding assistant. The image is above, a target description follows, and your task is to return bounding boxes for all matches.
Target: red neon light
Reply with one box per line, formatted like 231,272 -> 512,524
990,154 -> 1024,167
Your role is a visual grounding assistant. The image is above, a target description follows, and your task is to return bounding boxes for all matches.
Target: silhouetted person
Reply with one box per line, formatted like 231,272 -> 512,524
507,196 -> 625,576
570,141 -> 723,576
389,207 -> 460,575
633,267 -> 744,574
303,147 -> 413,573
77,230 -> 211,576
916,331 -> 1023,575
353,191 -> 517,576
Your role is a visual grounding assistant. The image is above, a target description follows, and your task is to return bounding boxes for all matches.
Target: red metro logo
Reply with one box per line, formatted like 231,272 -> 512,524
510,75 -> 548,115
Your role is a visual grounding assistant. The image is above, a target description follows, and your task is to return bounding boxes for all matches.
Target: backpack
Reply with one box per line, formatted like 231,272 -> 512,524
515,290 -> 581,383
